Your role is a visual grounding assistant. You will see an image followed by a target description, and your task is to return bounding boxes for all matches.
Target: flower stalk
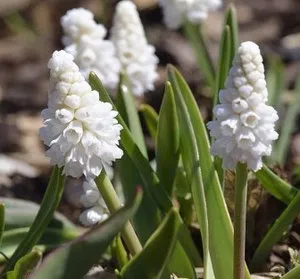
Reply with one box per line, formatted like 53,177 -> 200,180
233,162 -> 248,279
95,170 -> 142,256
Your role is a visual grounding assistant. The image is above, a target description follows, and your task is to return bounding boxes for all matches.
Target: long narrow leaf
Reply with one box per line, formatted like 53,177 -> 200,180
171,71 -> 213,279
183,22 -> 215,89
7,249 -> 42,279
0,198 -> 76,230
224,4 -> 239,64
156,83 -> 180,195
255,165 -> 298,205
266,56 -> 284,109
116,76 -> 159,244
281,266 -> 300,279
141,102 -> 203,270
275,77 -> 300,165
140,104 -> 158,140
117,73 -> 147,157
251,191 -> 300,271
213,25 -> 231,107
31,190 -> 143,279
213,25 -> 232,187
120,208 -> 181,279
0,227 -> 78,263
168,65 -> 251,279
3,167 -> 65,274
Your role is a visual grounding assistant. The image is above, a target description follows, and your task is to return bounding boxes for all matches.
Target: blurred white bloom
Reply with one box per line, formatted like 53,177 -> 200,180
79,179 -> 109,226
110,0 -> 159,96
61,8 -> 120,89
80,179 -> 100,207
79,206 -> 109,226
40,50 -> 123,179
207,41 -> 278,171
158,0 -> 222,29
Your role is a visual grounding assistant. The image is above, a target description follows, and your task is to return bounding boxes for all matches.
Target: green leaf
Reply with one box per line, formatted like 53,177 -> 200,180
116,76 -> 160,244
281,265 -> 300,279
117,73 -> 147,158
31,190 -> 143,279
7,249 -> 42,279
120,208 -> 181,279
213,25 -> 232,188
274,77 -> 300,165
0,198 -> 76,230
165,242 -> 197,279
116,153 -> 159,244
224,4 -> 239,64
266,55 -> 284,109
168,65 -> 251,279
0,203 -> 5,247
156,82 -> 180,195
0,227 -> 78,263
183,22 -> 215,89
89,72 -> 172,212
251,191 -> 300,271
168,72 -> 213,278
213,25 -> 231,107
112,235 -> 128,268
3,167 -> 65,274
140,104 -> 158,140
255,165 -> 298,204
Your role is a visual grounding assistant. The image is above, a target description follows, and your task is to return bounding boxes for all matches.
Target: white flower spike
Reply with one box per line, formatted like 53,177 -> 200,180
110,0 -> 159,96
61,8 -> 120,89
158,0 -> 222,29
207,41 -> 279,171
40,50 -> 123,179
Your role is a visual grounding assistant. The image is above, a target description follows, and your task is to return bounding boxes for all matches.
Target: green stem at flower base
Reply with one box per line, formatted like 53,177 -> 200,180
234,163 -> 248,279
95,170 -> 142,256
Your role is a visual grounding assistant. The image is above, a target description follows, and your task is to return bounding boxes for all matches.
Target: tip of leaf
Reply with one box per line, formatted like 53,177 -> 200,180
89,71 -> 97,80
227,2 -> 237,12
166,64 -> 176,73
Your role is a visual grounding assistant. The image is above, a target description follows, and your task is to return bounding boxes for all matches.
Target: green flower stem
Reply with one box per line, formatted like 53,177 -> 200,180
183,22 -> 215,89
234,163 -> 248,279
95,170 -> 142,256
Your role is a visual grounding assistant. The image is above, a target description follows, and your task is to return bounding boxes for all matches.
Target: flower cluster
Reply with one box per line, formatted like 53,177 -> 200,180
158,0 -> 222,29
110,1 -> 158,96
61,8 -> 120,89
207,41 -> 278,171
79,179 -> 108,226
40,50 -> 123,179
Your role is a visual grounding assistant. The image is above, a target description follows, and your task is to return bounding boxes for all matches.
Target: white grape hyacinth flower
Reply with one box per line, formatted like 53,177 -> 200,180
207,41 -> 279,171
79,179 -> 109,226
158,0 -> 222,29
61,8 -> 120,89
40,50 -> 123,179
79,206 -> 109,227
110,0 -> 159,97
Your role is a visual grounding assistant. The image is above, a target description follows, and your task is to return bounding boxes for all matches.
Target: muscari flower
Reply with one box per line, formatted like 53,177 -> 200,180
40,50 -> 123,179
158,0 -> 222,29
61,8 -> 120,90
79,179 -> 108,226
207,41 -> 279,171
110,0 -> 159,97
